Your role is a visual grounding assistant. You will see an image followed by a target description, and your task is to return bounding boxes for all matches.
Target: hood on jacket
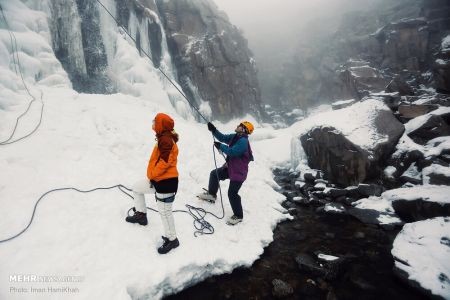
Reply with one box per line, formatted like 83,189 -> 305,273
154,113 -> 179,142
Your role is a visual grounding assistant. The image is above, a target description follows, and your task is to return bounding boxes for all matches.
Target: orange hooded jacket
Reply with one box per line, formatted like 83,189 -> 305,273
147,113 -> 179,182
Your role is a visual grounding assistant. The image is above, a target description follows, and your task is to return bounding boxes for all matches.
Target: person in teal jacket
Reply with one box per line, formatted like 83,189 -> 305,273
197,121 -> 254,225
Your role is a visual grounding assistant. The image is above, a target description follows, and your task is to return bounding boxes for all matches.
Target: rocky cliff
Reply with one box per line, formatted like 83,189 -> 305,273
44,0 -> 262,120
156,0 -> 262,121
273,0 -> 450,111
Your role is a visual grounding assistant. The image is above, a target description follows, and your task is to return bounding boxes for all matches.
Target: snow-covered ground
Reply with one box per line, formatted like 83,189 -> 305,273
2,1 -> 449,299
0,1 -> 292,299
392,217 -> 450,299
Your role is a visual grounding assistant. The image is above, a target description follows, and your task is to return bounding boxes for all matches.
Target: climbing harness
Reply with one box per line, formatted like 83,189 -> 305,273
0,0 -> 229,243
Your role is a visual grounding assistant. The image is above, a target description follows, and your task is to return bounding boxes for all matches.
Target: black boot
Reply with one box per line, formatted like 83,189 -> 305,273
125,208 -> 148,226
157,236 -> 179,254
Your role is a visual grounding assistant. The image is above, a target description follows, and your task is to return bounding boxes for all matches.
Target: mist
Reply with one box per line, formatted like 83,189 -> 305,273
213,0 -> 385,108
214,0 -> 378,57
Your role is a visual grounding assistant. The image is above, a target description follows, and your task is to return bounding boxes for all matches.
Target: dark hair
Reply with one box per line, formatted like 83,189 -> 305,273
239,123 -> 249,134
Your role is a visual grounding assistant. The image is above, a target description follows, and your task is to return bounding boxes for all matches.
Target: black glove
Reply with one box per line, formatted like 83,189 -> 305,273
214,141 -> 221,150
207,122 -> 216,133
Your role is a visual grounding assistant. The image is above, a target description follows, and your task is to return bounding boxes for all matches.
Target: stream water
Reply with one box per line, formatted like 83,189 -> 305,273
166,171 -> 428,300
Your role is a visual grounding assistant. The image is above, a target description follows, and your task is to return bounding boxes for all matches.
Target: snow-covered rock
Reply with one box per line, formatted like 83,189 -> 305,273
399,162 -> 422,185
385,185 -> 450,222
299,99 -> 404,186
350,195 -> 403,229
392,217 -> 450,299
406,106 -> 450,145
422,164 -> 450,186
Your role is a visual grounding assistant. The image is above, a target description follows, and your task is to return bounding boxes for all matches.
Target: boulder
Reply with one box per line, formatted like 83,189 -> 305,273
378,18 -> 429,72
348,207 -> 402,230
399,162 -> 422,185
371,92 -> 402,111
271,279 -> 294,298
385,76 -> 415,96
295,253 -> 342,280
295,253 -> 325,276
357,184 -> 384,197
392,199 -> 450,222
327,188 -> 348,198
433,35 -> 450,93
300,99 -> 404,186
386,185 -> 450,222
407,113 -> 450,144
339,65 -> 388,100
398,104 -> 439,119
423,164 -> 450,185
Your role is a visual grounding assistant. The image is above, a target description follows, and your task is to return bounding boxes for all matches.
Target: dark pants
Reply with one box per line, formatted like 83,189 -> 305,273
208,167 -> 244,219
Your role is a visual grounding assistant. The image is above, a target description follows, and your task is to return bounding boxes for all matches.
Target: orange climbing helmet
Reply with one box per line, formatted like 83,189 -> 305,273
240,121 -> 254,134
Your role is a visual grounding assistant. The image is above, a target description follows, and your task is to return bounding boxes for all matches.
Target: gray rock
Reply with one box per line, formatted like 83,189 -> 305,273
157,0 -> 262,120
271,279 -> 294,298
343,197 -> 357,205
288,208 -> 298,216
408,113 -> 450,144
292,195 -> 310,205
300,105 -> 404,186
398,104 -> 439,119
434,45 -> 450,93
295,253 -> 326,276
339,65 -> 388,100
357,184 -> 384,197
348,207 -> 403,229
392,199 -> 450,222
379,18 -> 429,72
303,172 -> 317,183
385,76 -> 415,96
327,188 -> 348,198
427,172 -> 450,185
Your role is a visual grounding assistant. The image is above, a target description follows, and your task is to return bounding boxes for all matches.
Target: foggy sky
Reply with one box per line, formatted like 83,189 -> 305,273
213,0 -> 377,59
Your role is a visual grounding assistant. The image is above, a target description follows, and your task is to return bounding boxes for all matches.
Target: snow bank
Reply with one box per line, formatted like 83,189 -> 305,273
0,1 -> 289,299
392,217 -> 450,299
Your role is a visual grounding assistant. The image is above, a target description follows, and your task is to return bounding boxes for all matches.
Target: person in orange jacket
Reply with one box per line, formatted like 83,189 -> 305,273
126,113 -> 180,254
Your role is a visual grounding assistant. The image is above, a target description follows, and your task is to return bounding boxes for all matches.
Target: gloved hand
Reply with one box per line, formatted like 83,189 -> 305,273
214,141 -> 222,150
207,122 -> 216,133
